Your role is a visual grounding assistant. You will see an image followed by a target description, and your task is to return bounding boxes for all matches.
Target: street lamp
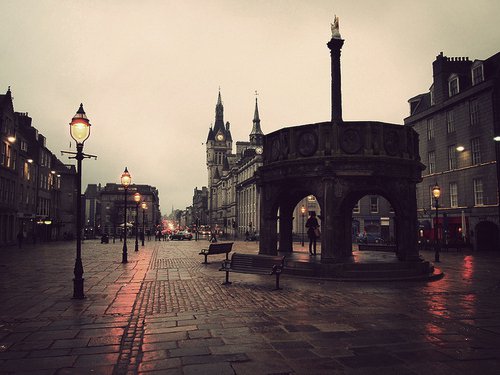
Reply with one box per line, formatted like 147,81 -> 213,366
141,201 -> 147,246
69,104 -> 91,299
300,205 -> 306,247
121,167 -> 131,263
134,192 -> 141,252
432,182 -> 441,262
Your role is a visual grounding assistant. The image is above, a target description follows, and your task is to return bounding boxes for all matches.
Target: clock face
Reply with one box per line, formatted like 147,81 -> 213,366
255,146 -> 263,154
216,133 -> 224,141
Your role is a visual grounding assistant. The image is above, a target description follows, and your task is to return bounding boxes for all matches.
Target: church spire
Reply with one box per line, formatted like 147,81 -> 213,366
253,97 -> 260,123
250,92 -> 264,146
214,89 -> 224,133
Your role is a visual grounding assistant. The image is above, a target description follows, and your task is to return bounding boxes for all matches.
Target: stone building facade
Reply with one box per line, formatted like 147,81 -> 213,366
1,88 -> 76,246
206,92 -> 264,237
405,51 -> 500,251
96,183 -> 161,237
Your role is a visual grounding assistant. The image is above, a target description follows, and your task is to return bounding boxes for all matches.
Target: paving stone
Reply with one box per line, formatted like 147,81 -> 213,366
137,357 -> 181,372
1,356 -> 77,372
52,338 -> 90,349
1,241 -> 500,374
182,361 -> 235,375
337,353 -> 405,368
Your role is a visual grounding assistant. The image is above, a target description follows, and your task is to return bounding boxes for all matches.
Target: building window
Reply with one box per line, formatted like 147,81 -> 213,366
449,182 -> 458,208
448,145 -> 457,170
352,200 -> 360,213
20,140 -> 28,152
1,142 -> 5,166
11,150 -> 16,171
472,63 -> 484,85
429,185 -> 435,209
5,144 -> 12,168
471,137 -> 481,165
23,162 -> 30,180
448,74 -> 459,96
469,99 -> 480,126
370,197 -> 379,213
473,178 -> 484,206
446,110 -> 455,133
428,151 -> 436,174
426,118 -> 434,140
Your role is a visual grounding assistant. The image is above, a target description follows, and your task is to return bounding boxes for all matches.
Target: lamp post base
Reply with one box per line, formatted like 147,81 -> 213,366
73,278 -> 85,299
122,243 -> 128,263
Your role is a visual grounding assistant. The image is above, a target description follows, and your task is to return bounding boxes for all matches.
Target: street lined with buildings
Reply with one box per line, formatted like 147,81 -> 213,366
0,239 -> 499,374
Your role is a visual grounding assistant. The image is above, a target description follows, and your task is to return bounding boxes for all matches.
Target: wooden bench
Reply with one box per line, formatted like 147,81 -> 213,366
219,253 -> 285,290
442,243 -> 473,252
199,242 -> 233,264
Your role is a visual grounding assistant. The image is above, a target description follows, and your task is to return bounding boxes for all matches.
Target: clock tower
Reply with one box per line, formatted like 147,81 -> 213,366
250,96 -> 264,146
206,90 -> 232,190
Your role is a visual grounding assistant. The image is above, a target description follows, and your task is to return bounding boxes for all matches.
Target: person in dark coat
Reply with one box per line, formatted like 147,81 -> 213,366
305,211 -> 319,255
17,231 -> 24,249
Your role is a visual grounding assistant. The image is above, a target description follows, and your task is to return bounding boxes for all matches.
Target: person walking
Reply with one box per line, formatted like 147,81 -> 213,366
16,231 -> 24,249
209,230 -> 218,243
305,211 -> 319,255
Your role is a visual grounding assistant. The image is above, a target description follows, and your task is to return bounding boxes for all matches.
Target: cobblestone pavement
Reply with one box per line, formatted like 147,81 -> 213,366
0,238 -> 499,374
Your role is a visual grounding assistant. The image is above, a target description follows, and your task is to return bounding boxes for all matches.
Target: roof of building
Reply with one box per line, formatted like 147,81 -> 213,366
407,51 -> 500,117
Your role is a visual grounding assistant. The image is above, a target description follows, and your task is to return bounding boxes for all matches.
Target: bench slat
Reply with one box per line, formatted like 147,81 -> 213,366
220,253 -> 285,290
199,242 -> 234,264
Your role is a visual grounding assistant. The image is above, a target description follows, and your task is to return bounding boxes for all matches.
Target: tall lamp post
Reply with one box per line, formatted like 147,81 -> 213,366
134,192 -> 141,251
69,104 -> 91,299
432,183 -> 441,262
300,205 -> 306,247
141,201 -> 147,246
121,167 -> 131,263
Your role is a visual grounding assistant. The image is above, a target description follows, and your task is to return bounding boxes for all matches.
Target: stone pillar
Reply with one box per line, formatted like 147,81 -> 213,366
258,188 -> 278,255
278,205 -> 293,253
327,37 -> 345,125
321,178 -> 345,262
399,184 -> 420,261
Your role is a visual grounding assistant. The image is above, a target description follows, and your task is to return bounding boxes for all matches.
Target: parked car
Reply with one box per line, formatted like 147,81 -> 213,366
170,230 -> 193,241
357,233 -> 385,244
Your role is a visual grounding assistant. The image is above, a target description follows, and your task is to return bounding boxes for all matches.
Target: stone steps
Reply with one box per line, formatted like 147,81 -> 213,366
283,257 -> 442,281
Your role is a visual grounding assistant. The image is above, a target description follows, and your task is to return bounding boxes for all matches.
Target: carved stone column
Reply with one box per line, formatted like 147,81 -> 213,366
327,37 -> 345,125
278,204 -> 294,253
258,186 -> 278,255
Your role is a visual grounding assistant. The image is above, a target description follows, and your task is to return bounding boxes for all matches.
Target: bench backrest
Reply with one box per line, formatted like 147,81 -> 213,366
231,253 -> 285,272
208,242 -> 233,254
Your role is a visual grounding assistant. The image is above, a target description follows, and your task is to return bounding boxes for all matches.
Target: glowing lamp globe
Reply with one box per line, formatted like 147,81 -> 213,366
121,167 -> 131,188
432,183 -> 441,199
70,104 -> 91,145
134,192 -> 141,204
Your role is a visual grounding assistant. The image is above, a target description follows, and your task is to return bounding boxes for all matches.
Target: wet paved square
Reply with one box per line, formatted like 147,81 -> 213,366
0,239 -> 499,374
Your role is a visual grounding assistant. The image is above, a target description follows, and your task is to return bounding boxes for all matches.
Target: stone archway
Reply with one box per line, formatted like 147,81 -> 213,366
256,121 -> 424,264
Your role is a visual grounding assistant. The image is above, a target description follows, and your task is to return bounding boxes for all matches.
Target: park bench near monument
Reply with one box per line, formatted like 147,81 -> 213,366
441,241 -> 473,252
199,242 -> 233,264
219,252 -> 285,290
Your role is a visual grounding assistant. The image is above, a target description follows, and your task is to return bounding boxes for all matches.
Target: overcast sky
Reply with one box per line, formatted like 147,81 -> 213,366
2,0 -> 499,214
